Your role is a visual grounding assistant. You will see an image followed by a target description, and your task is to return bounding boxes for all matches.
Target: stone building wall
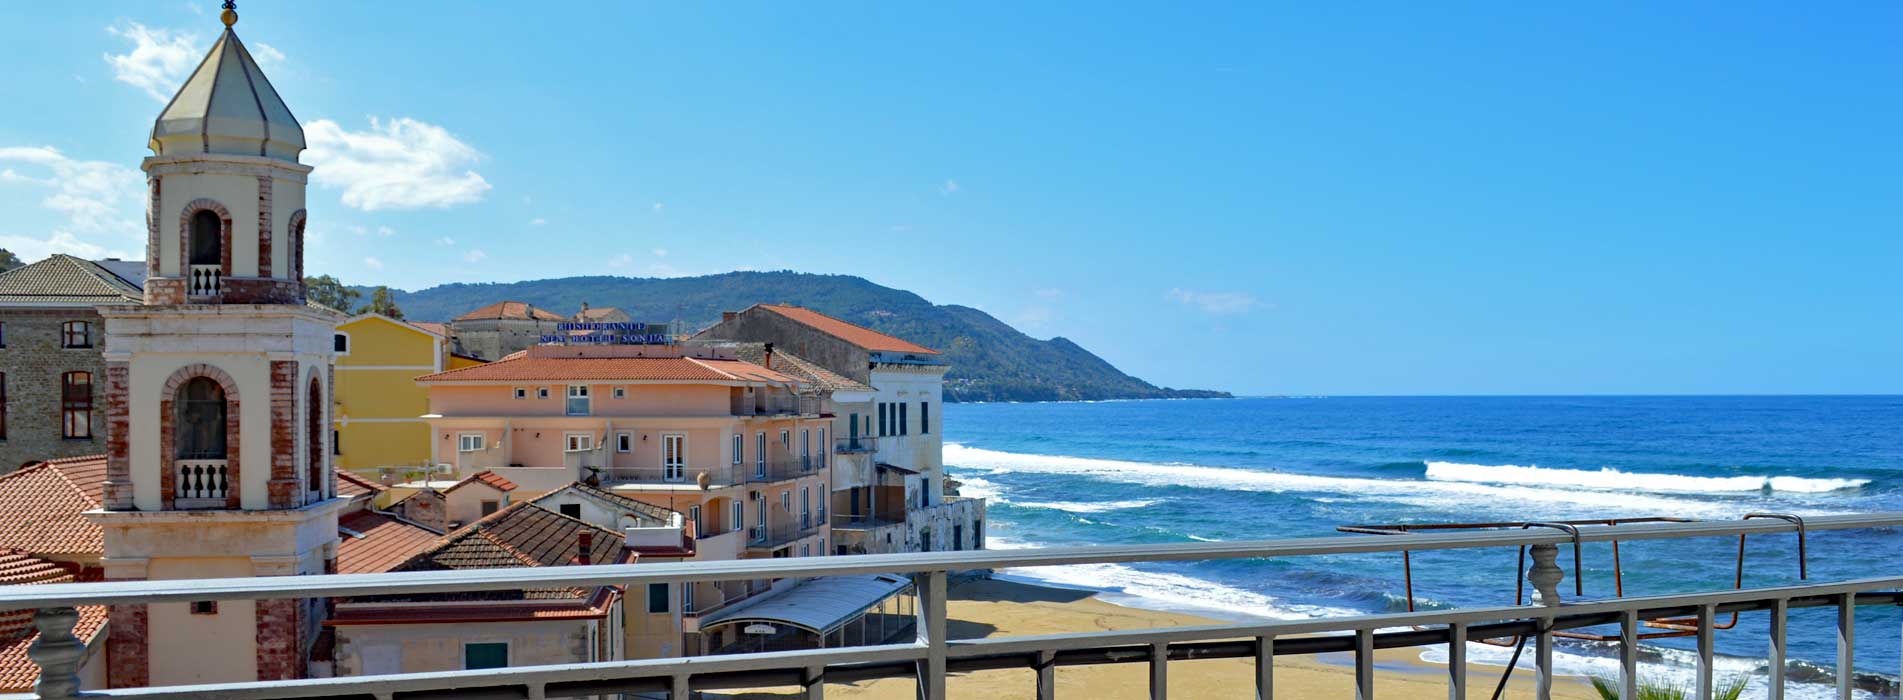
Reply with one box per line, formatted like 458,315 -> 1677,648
446,318 -> 563,361
696,309 -> 874,384
0,309 -> 109,472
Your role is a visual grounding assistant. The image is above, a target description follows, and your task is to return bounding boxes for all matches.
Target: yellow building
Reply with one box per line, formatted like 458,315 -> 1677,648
332,314 -> 482,479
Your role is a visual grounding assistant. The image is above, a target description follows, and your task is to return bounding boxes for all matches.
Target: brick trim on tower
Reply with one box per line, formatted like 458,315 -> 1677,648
158,363 -> 242,510
288,209 -> 307,281
106,596 -> 148,688
268,360 -> 298,508
255,598 -> 303,681
145,178 -> 161,279
256,177 -> 274,277
103,362 -> 133,510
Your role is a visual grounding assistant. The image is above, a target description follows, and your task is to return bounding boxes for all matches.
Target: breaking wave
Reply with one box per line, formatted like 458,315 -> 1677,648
1013,499 -> 1161,514
1425,461 -> 1868,494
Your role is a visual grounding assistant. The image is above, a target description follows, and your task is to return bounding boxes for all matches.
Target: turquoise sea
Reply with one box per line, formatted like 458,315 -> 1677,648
943,396 -> 1903,698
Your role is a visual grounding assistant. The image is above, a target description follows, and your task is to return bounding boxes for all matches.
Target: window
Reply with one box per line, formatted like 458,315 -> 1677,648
565,433 -> 593,452
647,583 -> 669,614
920,531 -> 932,553
920,478 -> 930,509
458,433 -> 484,452
615,432 -> 632,453
480,500 -> 499,516
688,505 -> 702,535
566,385 -> 590,415
954,524 -> 964,551
0,372 -> 7,441
779,430 -> 789,449
818,428 -> 827,468
732,500 -> 744,535
332,333 -> 350,354
61,372 -> 92,439
613,386 -> 626,399
190,601 -> 217,615
189,209 -> 222,266
731,433 -> 743,465
0,321 -> 6,347
780,491 -> 791,512
513,387 -> 527,400
560,503 -> 583,519
61,321 -> 92,349
800,430 -> 810,469
682,581 -> 694,613
801,543 -> 811,557
463,642 -> 508,670
661,434 -> 685,481
899,402 -> 908,436
920,402 -> 930,434
331,429 -> 340,455
755,432 -> 766,476
177,377 -> 225,458
818,482 -> 826,517
537,387 -> 550,399
878,403 -> 887,436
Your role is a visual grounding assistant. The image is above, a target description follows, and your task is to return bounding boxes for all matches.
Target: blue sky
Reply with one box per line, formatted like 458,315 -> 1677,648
1,2 -> 1898,395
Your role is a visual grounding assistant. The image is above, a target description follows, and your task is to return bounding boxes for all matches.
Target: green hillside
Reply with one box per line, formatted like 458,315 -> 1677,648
371,271 -> 1228,403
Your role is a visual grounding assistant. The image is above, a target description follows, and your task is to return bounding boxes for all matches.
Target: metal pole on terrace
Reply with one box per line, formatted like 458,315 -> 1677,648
4,513 -> 1901,700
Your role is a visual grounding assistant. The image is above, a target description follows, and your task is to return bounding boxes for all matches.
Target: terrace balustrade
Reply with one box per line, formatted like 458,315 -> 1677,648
8,512 -> 1903,700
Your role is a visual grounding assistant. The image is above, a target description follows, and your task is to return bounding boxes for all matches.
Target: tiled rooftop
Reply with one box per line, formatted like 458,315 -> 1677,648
336,511 -> 442,575
0,254 -> 142,307
335,470 -> 387,500
450,470 -> 517,493
725,343 -> 876,393
454,301 -> 565,322
0,455 -> 105,556
758,304 -> 939,355
414,353 -> 802,384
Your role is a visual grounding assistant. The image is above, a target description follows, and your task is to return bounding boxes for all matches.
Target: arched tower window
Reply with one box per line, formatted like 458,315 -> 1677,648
177,377 -> 227,459
189,210 -> 222,266
306,376 -> 324,499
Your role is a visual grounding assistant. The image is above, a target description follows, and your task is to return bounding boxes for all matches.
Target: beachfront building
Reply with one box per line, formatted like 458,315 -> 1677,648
695,305 -> 984,556
81,7 -> 349,686
444,301 -> 565,361
0,255 -> 147,472
331,313 -> 481,482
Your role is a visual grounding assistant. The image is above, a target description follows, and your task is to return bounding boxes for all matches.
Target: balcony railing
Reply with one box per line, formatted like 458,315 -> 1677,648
747,518 -> 824,550
186,264 -> 222,297
835,436 -> 877,454
8,513 -> 1903,700
743,456 -> 819,485
603,464 -> 738,488
734,393 -> 821,417
832,513 -> 905,529
173,458 -> 229,508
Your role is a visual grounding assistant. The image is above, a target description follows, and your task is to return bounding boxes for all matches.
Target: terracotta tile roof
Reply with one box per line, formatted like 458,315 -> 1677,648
724,343 -> 875,393
0,550 -> 72,587
454,301 -> 564,322
0,605 -> 105,692
756,304 -> 939,355
407,320 -> 449,337
327,587 -> 618,626
415,354 -> 801,384
0,254 -> 143,307
336,511 -> 442,575
529,482 -> 678,525
0,455 -> 106,556
575,306 -> 623,320
450,470 -> 517,493
335,470 -> 387,500
397,502 -> 631,572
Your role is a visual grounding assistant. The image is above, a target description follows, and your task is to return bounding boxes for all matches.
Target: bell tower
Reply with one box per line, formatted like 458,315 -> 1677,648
88,2 -> 346,688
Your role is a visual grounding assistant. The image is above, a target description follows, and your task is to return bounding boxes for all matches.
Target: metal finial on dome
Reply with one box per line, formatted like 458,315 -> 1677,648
220,1 -> 238,27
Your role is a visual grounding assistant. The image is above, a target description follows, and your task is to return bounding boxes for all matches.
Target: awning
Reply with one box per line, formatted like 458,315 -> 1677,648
876,462 -> 919,475
698,575 -> 912,635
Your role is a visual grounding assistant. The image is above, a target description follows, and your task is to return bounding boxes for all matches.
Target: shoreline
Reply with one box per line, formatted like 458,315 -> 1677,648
720,577 -> 1601,699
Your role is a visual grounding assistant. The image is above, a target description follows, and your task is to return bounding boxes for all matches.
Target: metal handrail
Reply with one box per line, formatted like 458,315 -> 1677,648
743,457 -> 820,484
10,512 -> 1903,700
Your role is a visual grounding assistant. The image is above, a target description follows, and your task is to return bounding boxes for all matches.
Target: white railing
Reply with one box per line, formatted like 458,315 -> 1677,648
173,458 -> 229,508
6,512 -> 1903,700
187,264 -> 222,297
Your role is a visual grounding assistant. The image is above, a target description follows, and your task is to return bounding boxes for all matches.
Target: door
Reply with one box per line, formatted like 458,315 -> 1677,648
662,434 -> 686,482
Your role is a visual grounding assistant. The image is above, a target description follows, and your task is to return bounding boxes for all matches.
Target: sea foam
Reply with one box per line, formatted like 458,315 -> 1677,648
1425,461 -> 1868,494
1013,499 -> 1161,514
985,536 -> 1360,621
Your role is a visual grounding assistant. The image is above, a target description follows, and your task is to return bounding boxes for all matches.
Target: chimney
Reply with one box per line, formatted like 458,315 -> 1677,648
763,342 -> 774,369
577,531 -> 593,566
580,301 -> 590,313
722,311 -> 737,323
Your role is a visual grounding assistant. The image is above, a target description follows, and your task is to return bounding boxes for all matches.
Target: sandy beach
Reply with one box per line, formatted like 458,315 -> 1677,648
723,577 -> 1600,699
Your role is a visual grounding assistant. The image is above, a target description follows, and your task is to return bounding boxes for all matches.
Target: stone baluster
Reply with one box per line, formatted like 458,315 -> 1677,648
1526,542 -> 1564,606
27,606 -> 84,699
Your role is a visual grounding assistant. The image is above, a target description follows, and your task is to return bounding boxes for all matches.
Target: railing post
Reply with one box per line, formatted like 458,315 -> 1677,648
1618,609 -> 1639,700
1526,543 -> 1564,606
1256,636 -> 1273,700
1767,598 -> 1787,700
915,570 -> 947,700
1446,623 -> 1465,700
26,606 -> 84,700
1150,640 -> 1169,700
805,664 -> 825,700
1036,649 -> 1056,700
1696,605 -> 1714,700
1354,628 -> 1375,700
1837,593 -> 1855,700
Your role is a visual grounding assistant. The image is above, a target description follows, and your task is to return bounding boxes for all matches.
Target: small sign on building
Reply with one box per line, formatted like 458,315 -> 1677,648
743,623 -> 778,636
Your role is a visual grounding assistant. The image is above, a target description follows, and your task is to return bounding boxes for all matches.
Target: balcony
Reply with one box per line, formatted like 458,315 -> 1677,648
186,264 -> 222,297
834,436 -> 877,454
742,456 -> 819,485
9,513 -> 1903,700
173,458 -> 229,509
746,517 -> 823,550
603,464 -> 738,489
733,393 -> 820,418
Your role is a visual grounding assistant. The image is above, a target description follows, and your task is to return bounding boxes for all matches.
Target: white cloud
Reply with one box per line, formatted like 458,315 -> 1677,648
375,226 -> 395,238
529,217 -> 546,226
251,42 -> 285,70
1014,306 -> 1054,327
347,225 -> 368,236
652,202 -> 663,212
435,236 -> 456,246
303,117 -> 492,211
941,179 -> 960,195
462,249 -> 487,263
0,146 -> 144,262
651,248 -> 668,257
608,254 -> 634,268
647,263 -> 683,278
363,256 -> 384,270
104,23 -> 200,103
1166,288 -> 1262,315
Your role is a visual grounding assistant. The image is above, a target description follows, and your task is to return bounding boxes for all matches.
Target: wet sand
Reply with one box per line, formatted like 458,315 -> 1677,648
721,577 -> 1599,699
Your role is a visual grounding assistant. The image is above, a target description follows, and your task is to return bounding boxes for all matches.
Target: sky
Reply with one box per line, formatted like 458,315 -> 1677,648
0,2 -> 1898,396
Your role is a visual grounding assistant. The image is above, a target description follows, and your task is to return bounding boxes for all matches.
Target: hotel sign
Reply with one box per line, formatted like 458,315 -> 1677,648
541,322 -> 670,345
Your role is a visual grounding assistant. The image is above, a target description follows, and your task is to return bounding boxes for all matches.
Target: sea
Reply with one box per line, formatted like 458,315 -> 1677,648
943,396 -> 1903,699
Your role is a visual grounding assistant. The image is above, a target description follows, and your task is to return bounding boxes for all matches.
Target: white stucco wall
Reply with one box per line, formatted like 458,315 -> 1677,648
146,557 -> 258,686
334,618 -> 603,676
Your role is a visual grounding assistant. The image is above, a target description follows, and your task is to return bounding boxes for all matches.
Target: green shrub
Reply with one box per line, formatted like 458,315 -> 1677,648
1587,673 -> 1747,700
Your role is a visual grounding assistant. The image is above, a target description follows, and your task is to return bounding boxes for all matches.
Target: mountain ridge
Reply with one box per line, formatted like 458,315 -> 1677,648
367,271 -> 1229,403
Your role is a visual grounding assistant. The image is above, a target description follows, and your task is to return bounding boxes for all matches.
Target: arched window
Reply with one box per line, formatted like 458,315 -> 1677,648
189,209 -> 222,266
177,377 -> 227,459
61,372 -> 92,439
306,377 -> 323,497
